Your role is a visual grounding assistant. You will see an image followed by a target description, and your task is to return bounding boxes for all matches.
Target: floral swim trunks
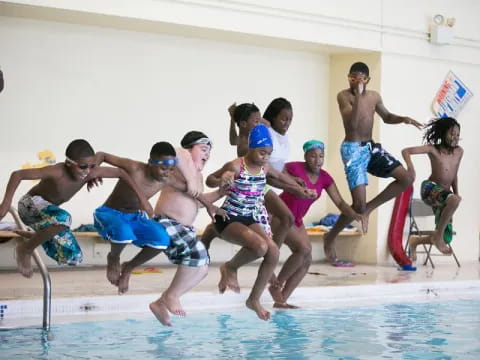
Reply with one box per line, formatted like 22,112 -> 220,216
420,180 -> 454,243
18,194 -> 83,265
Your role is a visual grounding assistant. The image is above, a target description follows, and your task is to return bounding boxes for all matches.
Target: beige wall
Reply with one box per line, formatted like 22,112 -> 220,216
327,53 -> 381,264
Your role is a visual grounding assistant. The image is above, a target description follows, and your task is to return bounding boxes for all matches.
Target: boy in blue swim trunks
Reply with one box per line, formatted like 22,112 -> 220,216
402,117 -> 463,260
324,62 -> 423,264
0,139 -> 152,278
93,141 -> 225,294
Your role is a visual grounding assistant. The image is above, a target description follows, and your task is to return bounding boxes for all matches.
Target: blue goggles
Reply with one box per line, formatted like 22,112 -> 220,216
148,158 -> 178,167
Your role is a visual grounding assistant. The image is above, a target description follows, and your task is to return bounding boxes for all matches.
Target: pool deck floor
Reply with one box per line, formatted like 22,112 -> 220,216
1,261 -> 479,301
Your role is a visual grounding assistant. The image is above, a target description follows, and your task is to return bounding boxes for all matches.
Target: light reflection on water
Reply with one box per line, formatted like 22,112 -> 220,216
1,299 -> 479,359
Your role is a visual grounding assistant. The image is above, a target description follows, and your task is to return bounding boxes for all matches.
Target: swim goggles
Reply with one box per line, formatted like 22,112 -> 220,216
148,158 -> 178,167
65,156 -> 96,170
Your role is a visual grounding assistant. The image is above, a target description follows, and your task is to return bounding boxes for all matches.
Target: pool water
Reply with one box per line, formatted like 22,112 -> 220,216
1,299 -> 479,359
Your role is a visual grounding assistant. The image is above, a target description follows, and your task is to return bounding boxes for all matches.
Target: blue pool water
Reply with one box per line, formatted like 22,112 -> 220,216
1,299 -> 479,360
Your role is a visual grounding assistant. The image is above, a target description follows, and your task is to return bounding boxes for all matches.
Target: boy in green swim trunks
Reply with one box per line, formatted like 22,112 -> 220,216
0,139 -> 152,278
402,117 -> 463,260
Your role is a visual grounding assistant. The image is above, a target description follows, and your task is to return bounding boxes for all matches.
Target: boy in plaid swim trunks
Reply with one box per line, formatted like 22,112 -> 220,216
151,131 -> 227,327
403,117 -> 463,261
0,139 -> 151,278
324,61 -> 423,265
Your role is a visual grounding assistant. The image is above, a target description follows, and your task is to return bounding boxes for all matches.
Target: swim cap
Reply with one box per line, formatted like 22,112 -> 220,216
249,124 -> 273,149
181,131 -> 213,149
303,140 -> 325,152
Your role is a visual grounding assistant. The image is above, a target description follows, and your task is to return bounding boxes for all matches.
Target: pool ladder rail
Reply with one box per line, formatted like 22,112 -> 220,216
9,206 -> 51,332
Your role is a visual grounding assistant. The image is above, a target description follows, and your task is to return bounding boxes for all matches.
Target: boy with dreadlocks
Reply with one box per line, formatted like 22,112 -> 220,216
402,117 -> 463,260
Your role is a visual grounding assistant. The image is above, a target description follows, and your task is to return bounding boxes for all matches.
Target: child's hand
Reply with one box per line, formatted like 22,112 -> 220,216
293,177 -> 306,187
406,166 -> 416,181
228,103 -> 237,119
404,117 -> 424,130
140,200 -> 154,218
305,189 -> 318,199
207,205 -> 230,222
87,177 -> 103,192
220,171 -> 235,187
354,213 -> 368,234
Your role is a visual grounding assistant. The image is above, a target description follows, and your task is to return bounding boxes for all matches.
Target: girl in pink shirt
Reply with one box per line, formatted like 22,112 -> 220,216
269,140 -> 365,308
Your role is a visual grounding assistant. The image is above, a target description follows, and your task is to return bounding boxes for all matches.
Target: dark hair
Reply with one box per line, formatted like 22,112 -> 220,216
349,62 -> 369,76
150,142 -> 176,158
263,97 -> 292,126
181,131 -> 210,149
423,117 -> 460,151
65,139 -> 95,159
233,103 -> 260,125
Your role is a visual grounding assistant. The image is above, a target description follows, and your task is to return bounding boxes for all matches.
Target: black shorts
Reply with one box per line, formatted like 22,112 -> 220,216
367,142 -> 401,178
214,214 -> 257,234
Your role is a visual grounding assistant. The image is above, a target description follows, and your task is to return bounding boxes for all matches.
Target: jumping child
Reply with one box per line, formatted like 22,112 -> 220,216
402,117 -> 463,260
206,124 -> 315,321
0,139 -> 151,278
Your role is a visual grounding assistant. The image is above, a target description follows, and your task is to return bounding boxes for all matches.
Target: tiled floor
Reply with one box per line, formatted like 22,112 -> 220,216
1,261 -> 479,301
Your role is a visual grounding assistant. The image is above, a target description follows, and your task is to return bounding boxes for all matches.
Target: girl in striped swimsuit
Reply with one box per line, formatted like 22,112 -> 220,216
206,124 -> 314,321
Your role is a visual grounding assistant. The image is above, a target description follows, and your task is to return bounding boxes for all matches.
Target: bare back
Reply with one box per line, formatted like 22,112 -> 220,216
337,89 -> 380,141
104,161 -> 166,212
154,168 -> 203,226
427,146 -> 463,190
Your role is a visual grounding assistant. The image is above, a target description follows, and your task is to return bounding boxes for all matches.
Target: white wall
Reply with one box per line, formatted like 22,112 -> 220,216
0,16 -> 330,230
377,54 -> 480,264
1,0 -> 479,265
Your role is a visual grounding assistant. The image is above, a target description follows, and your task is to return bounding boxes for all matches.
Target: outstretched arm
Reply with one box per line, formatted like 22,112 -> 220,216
266,165 -> 316,199
206,160 -> 238,188
0,166 -> 60,220
325,182 -> 367,233
376,96 -> 423,129
91,167 -> 153,217
401,145 -> 432,180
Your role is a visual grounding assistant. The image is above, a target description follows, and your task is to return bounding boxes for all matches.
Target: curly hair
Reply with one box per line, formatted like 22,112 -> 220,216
423,117 -> 460,153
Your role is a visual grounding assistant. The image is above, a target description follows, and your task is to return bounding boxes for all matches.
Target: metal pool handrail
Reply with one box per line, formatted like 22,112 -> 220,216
9,206 -> 51,331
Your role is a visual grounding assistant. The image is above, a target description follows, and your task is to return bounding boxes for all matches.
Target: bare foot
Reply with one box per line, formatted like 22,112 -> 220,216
408,236 -> 421,261
432,232 -> 452,255
106,252 -> 121,286
246,298 -> 270,321
161,294 -> 186,316
268,282 -> 284,303
149,301 -> 172,327
117,262 -> 132,295
14,230 -> 34,238
323,235 -> 337,264
273,302 -> 300,309
218,263 -> 240,294
15,242 -> 33,278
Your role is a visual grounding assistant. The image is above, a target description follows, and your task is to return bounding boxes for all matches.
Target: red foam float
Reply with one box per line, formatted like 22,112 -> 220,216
387,185 -> 416,270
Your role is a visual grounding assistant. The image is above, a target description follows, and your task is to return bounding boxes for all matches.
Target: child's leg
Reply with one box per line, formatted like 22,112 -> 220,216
265,190 -> 294,248
117,246 -> 163,294
431,195 -> 461,254
107,243 -> 127,285
219,222 -> 271,294
244,224 -> 279,321
364,165 -> 413,215
270,225 -> 311,307
15,225 -> 67,278
200,223 -> 219,250
323,184 -> 366,263
150,264 -> 208,326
